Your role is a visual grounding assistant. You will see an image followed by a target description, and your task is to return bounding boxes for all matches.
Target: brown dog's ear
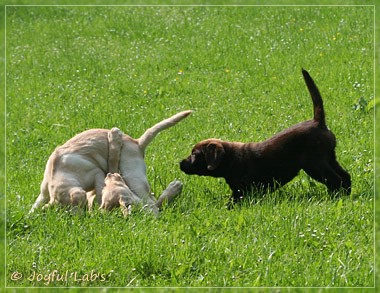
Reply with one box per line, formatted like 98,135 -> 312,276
205,142 -> 225,171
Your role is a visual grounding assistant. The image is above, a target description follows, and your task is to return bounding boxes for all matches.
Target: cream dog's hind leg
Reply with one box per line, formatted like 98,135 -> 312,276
91,127 -> 124,207
29,179 -> 49,213
155,179 -> 183,209
108,127 -> 123,173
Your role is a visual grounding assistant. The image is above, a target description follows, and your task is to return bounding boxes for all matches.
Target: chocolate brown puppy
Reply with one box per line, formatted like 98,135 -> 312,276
180,69 -> 351,204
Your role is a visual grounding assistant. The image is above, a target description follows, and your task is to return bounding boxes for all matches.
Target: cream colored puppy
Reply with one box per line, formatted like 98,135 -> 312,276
100,173 -> 132,217
30,110 -> 192,213
100,172 -> 181,216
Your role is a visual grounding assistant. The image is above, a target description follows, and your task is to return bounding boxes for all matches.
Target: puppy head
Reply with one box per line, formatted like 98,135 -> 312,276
104,173 -> 125,185
180,139 -> 225,176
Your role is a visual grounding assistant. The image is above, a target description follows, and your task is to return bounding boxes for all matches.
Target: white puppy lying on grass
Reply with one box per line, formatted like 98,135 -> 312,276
30,110 -> 192,214
100,173 -> 133,217
100,172 -> 181,217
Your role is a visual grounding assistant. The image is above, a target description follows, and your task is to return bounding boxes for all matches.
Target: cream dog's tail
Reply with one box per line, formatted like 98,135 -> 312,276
137,110 -> 193,151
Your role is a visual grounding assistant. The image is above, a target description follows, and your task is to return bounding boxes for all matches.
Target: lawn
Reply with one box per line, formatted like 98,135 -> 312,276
4,3 -> 375,291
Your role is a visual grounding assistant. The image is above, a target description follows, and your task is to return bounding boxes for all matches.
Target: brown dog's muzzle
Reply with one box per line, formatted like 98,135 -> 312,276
179,158 -> 193,174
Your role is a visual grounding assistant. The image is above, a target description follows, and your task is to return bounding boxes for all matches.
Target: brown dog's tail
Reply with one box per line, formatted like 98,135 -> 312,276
138,110 -> 193,151
302,69 -> 326,128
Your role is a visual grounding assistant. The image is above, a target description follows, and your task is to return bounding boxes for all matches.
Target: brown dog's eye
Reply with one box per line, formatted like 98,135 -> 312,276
191,151 -> 198,163
190,150 -> 200,163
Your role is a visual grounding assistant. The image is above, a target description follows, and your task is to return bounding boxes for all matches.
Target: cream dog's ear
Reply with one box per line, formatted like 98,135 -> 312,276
205,142 -> 225,171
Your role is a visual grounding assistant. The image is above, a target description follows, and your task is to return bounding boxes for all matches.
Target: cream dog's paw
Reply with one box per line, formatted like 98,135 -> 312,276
164,179 -> 183,196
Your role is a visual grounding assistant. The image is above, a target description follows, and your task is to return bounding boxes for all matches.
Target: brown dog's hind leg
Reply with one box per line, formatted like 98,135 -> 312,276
303,160 -> 351,195
329,159 -> 351,193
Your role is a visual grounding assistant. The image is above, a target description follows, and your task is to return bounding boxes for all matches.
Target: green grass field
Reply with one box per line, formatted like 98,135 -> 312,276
4,3 -> 375,291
